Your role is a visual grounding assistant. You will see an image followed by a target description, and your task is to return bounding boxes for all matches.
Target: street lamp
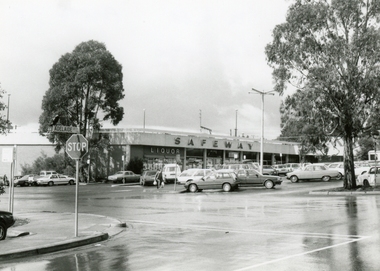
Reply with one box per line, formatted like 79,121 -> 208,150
249,88 -> 276,174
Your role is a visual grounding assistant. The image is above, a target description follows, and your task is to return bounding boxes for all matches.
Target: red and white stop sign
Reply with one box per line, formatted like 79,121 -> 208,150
66,134 -> 88,160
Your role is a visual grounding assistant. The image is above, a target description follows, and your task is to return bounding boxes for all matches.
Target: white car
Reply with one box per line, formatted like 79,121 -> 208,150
162,164 -> 181,183
286,164 -> 340,182
357,167 -> 380,187
37,174 -> 76,186
177,169 -> 214,185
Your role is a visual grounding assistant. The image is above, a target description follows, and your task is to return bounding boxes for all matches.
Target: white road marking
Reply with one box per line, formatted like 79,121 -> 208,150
125,219 -> 370,270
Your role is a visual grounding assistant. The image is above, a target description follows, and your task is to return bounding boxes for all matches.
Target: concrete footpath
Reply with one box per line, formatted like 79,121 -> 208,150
0,211 -> 126,260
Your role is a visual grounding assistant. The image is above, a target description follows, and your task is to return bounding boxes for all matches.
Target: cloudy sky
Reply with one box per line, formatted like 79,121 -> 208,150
0,0 -> 293,140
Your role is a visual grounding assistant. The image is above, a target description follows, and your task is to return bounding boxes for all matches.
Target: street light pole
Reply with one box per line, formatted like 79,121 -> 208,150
143,109 -> 146,132
249,88 -> 276,174
6,94 -> 10,132
235,109 -> 238,137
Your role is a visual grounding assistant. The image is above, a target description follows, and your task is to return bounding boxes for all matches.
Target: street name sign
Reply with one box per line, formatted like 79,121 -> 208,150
66,134 -> 88,160
51,125 -> 79,134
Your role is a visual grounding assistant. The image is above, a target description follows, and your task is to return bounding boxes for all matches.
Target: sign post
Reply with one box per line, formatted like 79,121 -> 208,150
66,134 -> 88,237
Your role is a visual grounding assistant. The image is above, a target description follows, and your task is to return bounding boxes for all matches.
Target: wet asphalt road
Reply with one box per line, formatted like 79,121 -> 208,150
0,180 -> 380,271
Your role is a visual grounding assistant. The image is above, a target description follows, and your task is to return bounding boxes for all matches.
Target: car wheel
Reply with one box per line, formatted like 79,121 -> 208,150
322,176 -> 331,182
222,183 -> 232,192
363,180 -> 370,187
69,180 -> 74,185
0,222 -> 7,240
264,180 -> 274,189
24,182 -> 30,187
48,181 -> 54,186
189,184 -> 198,193
290,176 -> 299,183
337,173 -> 343,180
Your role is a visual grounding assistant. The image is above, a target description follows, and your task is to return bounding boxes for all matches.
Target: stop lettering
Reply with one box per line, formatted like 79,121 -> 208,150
67,142 -> 87,152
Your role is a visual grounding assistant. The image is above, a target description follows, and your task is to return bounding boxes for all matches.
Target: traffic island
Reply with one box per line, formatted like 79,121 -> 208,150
310,185 -> 380,195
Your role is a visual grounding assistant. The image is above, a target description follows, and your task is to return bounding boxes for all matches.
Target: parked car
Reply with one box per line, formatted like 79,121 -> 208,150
162,164 -> 181,183
27,174 -> 40,186
0,210 -> 15,240
36,174 -> 76,186
14,175 -> 31,187
327,162 -> 344,180
222,163 -> 256,171
39,170 -> 58,176
357,167 -> 380,187
236,169 -> 282,189
108,171 -> 141,183
184,170 -> 238,193
286,164 -> 340,182
284,163 -> 301,173
177,168 -> 214,185
261,165 -> 278,175
140,170 -> 158,186
273,164 -> 289,176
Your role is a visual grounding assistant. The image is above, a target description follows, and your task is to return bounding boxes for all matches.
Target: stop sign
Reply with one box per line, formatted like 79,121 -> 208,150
66,134 -> 88,160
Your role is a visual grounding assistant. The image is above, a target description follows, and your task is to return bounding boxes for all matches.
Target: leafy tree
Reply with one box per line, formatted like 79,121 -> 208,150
39,40 -> 125,151
0,84 -> 10,135
266,0 -> 380,189
279,90 -> 332,161
126,157 -> 144,175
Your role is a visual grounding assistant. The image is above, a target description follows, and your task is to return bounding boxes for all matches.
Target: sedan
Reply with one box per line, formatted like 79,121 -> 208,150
357,167 -> 380,187
14,175 -> 31,187
184,170 -> 238,192
0,210 -> 15,240
236,169 -> 282,189
177,168 -> 214,185
36,174 -> 76,186
140,170 -> 158,186
286,164 -> 340,182
108,171 -> 141,183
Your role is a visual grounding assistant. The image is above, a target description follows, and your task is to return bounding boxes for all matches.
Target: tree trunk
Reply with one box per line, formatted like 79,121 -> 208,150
343,134 -> 356,189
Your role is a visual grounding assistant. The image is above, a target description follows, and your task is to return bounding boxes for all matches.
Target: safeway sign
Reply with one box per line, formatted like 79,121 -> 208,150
66,134 -> 88,160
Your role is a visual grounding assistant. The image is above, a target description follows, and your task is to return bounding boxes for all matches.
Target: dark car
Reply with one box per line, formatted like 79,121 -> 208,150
14,175 -> 32,187
140,170 -> 158,186
0,211 -> 15,240
236,169 -> 282,189
107,171 -> 141,184
184,170 -> 239,192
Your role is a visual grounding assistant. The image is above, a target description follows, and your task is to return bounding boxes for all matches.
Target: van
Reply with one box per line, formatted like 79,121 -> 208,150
39,170 -> 58,176
162,164 -> 181,183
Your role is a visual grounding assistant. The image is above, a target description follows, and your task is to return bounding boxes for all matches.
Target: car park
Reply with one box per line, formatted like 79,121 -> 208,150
184,170 -> 238,192
236,169 -> 282,189
36,174 -> 76,186
357,166 -> 380,187
0,210 -> 15,240
177,168 -> 214,185
140,170 -> 158,186
108,171 -> 141,183
286,164 -> 340,182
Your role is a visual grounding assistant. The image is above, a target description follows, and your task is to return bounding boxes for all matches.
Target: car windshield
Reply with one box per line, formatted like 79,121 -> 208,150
116,171 -> 125,174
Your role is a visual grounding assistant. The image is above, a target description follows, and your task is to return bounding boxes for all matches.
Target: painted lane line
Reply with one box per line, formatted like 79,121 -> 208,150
233,236 -> 371,271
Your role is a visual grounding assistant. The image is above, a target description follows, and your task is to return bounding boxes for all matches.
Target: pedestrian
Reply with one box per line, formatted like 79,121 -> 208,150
156,169 -> 164,189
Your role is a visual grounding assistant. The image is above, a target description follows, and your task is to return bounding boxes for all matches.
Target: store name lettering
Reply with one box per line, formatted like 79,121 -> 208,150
150,147 -> 180,154
174,137 -> 253,150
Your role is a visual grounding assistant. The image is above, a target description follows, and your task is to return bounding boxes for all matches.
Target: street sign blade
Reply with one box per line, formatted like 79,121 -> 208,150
51,125 -> 79,134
